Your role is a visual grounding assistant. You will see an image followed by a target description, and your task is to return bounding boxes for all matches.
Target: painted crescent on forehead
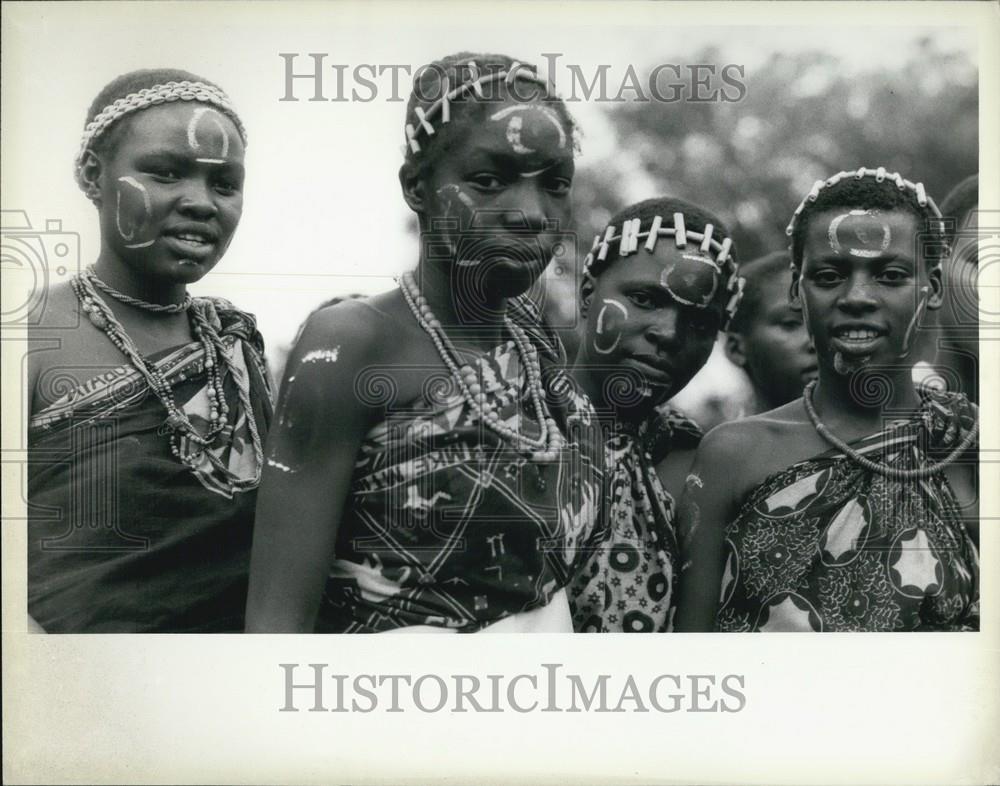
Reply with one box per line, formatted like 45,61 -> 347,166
187,106 -> 231,160
827,210 -> 891,259
116,176 -> 154,248
489,104 -> 567,151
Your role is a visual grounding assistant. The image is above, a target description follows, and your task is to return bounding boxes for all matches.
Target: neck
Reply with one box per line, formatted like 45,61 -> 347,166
811,362 -> 921,427
413,257 -> 508,343
93,252 -> 187,307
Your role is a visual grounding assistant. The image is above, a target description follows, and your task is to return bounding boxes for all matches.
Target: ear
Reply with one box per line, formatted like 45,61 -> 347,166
398,161 -> 426,215
579,274 -> 595,319
77,149 -> 104,205
925,261 -> 945,311
724,331 -> 748,369
788,268 -> 802,311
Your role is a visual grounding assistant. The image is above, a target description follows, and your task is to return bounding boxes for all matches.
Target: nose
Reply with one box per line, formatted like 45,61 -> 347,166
177,178 -> 218,220
838,272 -> 878,313
499,180 -> 548,233
645,307 -> 682,351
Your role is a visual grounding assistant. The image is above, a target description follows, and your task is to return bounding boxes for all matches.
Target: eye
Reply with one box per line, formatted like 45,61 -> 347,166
468,173 -> 504,191
213,178 -> 241,196
627,291 -> 654,309
879,268 -> 911,284
147,166 -> 180,182
811,268 -> 842,287
544,176 -> 572,196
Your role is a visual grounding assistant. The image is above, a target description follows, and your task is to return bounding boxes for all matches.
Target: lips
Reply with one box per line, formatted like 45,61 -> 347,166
829,324 -> 886,355
622,356 -> 674,386
161,225 -> 219,260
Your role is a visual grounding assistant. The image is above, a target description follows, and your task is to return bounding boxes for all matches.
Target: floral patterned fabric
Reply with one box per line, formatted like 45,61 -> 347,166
317,297 -> 606,633
717,390 -> 979,632
569,407 -> 703,633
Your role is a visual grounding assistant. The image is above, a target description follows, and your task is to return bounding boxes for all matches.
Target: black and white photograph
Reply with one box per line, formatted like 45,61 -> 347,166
3,1 -> 998,783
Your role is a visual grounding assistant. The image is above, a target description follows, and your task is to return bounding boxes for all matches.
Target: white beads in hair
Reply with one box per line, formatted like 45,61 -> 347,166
405,60 -> 555,156
784,167 -> 946,265
582,215 -> 744,327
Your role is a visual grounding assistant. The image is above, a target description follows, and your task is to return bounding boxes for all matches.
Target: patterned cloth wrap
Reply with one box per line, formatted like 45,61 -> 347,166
28,299 -> 272,632
317,297 -> 606,633
717,390 -> 979,632
569,407 -> 703,633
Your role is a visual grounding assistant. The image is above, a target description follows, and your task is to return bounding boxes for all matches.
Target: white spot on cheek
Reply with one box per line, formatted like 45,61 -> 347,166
116,176 -> 154,248
187,106 -> 230,159
593,298 -> 628,355
300,347 -> 341,364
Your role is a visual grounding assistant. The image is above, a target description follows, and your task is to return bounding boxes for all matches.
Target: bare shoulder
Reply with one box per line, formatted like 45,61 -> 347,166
295,295 -> 395,365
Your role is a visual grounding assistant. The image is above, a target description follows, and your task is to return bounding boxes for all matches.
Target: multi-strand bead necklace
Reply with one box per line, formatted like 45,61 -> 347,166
399,271 -> 563,463
803,380 -> 978,480
71,266 -> 262,488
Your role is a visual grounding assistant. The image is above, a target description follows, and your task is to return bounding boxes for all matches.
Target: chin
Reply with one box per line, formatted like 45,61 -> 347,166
488,261 -> 545,298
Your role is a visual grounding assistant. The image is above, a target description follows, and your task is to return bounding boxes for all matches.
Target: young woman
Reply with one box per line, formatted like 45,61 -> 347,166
674,168 -> 979,632
568,197 -> 743,632
246,54 -> 604,633
27,69 -> 272,632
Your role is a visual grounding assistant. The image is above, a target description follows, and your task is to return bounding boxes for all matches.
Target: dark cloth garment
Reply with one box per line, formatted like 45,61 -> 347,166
570,407 -> 703,632
28,299 -> 272,633
316,296 -> 606,633
717,390 -> 979,632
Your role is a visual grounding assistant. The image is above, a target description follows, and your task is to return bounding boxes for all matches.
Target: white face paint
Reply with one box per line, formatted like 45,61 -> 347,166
593,297 -> 628,355
187,106 -> 231,164
300,347 -> 341,364
488,104 -> 568,155
115,176 -> 154,248
827,209 -> 891,258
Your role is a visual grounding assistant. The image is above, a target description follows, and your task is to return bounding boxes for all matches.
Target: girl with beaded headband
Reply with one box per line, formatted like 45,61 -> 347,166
674,167 -> 979,633
26,69 -> 272,633
567,196 -> 742,633
246,52 -> 605,634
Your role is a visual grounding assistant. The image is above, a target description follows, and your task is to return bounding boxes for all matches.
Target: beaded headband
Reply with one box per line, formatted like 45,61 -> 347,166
785,167 -> 947,269
404,60 -> 554,156
582,212 -> 744,326
75,80 -> 247,177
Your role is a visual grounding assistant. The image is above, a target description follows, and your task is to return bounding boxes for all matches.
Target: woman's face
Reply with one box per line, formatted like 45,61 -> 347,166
95,102 -> 245,286
416,93 -> 575,298
799,207 -> 942,377
580,243 -> 723,414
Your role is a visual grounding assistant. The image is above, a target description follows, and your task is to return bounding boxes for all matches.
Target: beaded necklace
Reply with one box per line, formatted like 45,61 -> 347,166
71,268 -> 263,488
399,272 -> 563,463
803,380 -> 978,480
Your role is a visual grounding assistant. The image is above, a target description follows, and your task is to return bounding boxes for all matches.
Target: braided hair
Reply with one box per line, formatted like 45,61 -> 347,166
401,52 -> 578,178
76,68 -> 245,192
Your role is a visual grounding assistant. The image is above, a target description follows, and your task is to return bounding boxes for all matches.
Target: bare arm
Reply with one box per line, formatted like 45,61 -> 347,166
672,424 -> 749,632
655,447 -> 697,503
245,303 -> 383,632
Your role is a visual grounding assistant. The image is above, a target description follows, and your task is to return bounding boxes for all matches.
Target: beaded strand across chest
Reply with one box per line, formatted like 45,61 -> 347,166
398,272 -> 564,463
